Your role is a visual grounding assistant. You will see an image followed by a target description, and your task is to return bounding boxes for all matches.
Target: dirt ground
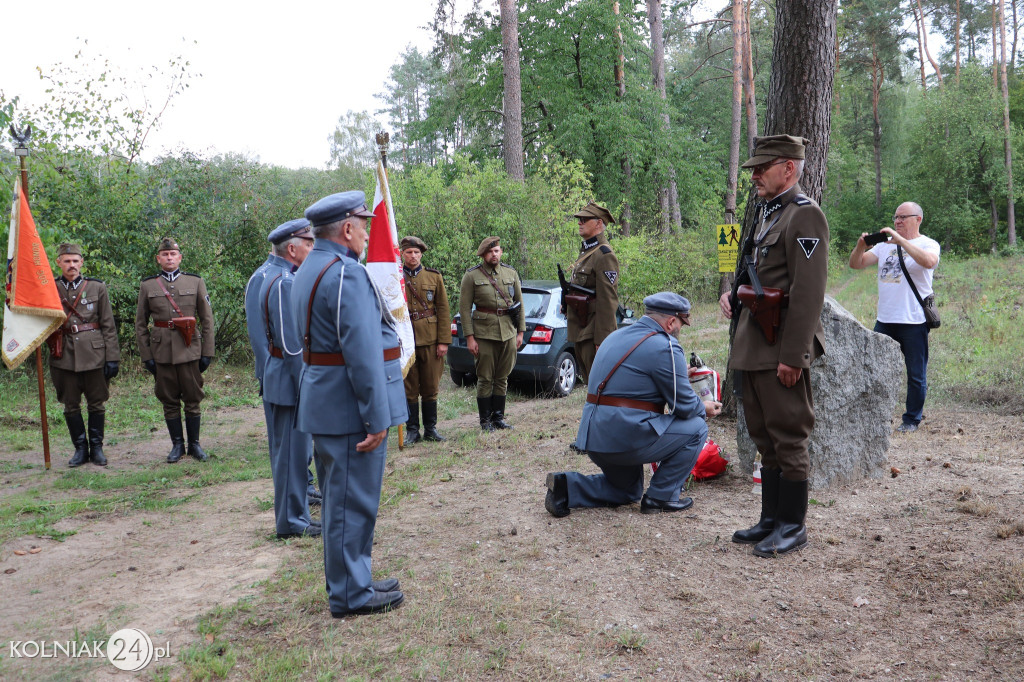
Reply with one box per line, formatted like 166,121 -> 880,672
2,399 -> 1024,680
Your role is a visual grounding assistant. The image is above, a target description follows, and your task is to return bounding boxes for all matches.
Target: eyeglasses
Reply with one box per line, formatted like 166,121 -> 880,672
750,159 -> 789,175
893,214 -> 921,221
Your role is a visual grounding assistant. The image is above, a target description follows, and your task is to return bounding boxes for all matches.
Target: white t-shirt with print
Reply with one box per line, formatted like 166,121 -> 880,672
870,235 -> 941,324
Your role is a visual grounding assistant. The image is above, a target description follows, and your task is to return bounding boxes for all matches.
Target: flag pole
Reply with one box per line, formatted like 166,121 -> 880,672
376,131 -> 405,451
11,126 -> 51,470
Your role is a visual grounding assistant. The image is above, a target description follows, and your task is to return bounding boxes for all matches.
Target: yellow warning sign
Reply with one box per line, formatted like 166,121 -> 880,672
717,224 -> 740,273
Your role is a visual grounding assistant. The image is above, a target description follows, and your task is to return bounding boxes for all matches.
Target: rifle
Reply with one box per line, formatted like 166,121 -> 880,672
557,263 -> 596,321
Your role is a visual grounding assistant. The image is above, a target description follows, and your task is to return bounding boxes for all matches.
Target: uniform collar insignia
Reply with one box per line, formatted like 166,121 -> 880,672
404,265 -> 422,277
59,276 -> 83,290
160,269 -> 181,282
581,236 -> 600,250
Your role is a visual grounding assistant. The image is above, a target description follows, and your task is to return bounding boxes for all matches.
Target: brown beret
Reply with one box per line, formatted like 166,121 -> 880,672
157,237 -> 181,253
400,236 -> 428,253
742,134 -> 809,168
573,201 -> 616,225
477,236 -> 501,257
57,243 -> 83,257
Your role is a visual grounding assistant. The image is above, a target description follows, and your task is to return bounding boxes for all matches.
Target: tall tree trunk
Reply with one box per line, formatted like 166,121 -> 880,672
743,0 -> 758,153
916,0 -> 944,87
993,2 -> 1000,88
956,0 -> 962,83
613,0 -> 633,236
726,0 -> 744,225
646,0 -> 681,233
913,1 -> 928,90
1013,0 -> 1019,68
998,0 -> 1018,245
498,0 -> 525,181
871,48 -> 884,209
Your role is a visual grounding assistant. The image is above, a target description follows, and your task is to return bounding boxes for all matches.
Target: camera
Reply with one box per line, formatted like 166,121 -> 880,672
863,231 -> 889,246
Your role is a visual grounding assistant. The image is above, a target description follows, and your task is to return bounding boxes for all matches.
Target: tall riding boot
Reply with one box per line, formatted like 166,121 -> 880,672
477,396 -> 495,432
66,413 -> 88,468
87,412 -> 107,466
732,467 -> 779,544
753,477 -> 808,558
404,400 -> 422,446
166,418 -> 185,464
490,394 -> 512,429
422,400 -> 446,441
185,414 -> 209,461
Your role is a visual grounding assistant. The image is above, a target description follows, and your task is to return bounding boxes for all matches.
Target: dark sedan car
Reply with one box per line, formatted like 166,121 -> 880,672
447,280 -> 633,397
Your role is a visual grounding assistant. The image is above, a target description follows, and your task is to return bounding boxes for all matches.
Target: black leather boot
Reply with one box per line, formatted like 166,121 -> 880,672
87,412 -> 107,466
490,394 -> 512,429
404,400 -> 422,445
66,413 -> 88,468
185,414 -> 209,461
477,397 -> 494,432
753,477 -> 808,558
422,400 -> 445,442
166,418 -> 185,463
733,467 -> 779,544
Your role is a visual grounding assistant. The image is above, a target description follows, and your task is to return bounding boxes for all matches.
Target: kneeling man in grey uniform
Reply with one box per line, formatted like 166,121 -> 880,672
545,292 -> 721,517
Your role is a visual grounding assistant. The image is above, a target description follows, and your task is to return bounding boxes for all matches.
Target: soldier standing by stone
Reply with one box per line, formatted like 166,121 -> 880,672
567,202 -> 620,384
135,237 -> 215,463
47,243 -> 120,467
400,236 -> 451,445
459,236 -> 525,431
719,135 -> 829,558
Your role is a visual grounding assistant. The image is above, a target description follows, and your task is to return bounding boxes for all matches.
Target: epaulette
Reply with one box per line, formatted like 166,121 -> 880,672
424,267 -> 442,275
500,263 -> 517,271
599,245 -> 613,254
84,277 -> 105,284
466,264 -> 482,272
182,272 -> 202,278
793,194 -> 812,206
142,274 -> 158,282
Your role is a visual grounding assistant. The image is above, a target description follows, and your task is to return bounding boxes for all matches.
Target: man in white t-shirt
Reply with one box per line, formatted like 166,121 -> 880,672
849,201 -> 940,433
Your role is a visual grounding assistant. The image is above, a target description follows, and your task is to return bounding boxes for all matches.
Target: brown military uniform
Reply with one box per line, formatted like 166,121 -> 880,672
49,276 -> 120,414
459,262 -> 525,398
566,232 -> 619,383
729,183 -> 828,480
135,270 -> 216,419
403,265 -> 451,401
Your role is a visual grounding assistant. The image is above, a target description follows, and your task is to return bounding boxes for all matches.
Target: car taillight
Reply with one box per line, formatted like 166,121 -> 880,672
529,325 -> 554,344
451,322 -> 458,336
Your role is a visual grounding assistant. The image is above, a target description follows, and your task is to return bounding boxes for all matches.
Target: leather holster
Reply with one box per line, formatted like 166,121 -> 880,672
737,284 -> 785,345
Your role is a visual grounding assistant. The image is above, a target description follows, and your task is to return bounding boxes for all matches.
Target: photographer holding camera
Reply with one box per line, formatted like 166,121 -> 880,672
849,201 -> 940,433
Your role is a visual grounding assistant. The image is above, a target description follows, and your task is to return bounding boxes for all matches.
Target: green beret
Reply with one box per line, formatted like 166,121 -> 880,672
57,243 -> 83,257
400,236 -> 428,253
741,134 -> 809,168
477,236 -> 501,257
573,201 -> 615,225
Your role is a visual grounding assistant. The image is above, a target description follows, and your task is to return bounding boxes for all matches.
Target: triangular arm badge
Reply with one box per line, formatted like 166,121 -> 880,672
797,238 -> 820,259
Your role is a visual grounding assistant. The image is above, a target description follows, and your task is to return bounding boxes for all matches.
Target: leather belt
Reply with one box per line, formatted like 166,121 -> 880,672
154,320 -> 176,329
587,393 -> 665,413
269,345 -> 284,359
475,306 -> 510,316
303,346 -> 401,366
65,322 -> 100,333
410,309 -> 436,321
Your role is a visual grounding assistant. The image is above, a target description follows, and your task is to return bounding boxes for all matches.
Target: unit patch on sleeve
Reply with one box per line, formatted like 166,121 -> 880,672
796,238 -> 820,259
604,271 -> 618,286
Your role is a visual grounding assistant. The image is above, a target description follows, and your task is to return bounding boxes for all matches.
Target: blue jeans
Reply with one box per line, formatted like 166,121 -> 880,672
874,321 -> 930,426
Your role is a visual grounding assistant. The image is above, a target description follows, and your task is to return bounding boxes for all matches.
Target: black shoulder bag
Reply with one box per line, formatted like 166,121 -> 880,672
896,245 -> 940,329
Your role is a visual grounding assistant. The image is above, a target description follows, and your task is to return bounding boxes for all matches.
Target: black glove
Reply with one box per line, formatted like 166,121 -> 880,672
199,356 -> 212,373
103,361 -> 119,380
144,359 -> 156,376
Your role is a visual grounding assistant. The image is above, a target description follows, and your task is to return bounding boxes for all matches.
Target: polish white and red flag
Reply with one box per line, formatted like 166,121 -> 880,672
2,177 -> 65,369
366,159 -> 415,377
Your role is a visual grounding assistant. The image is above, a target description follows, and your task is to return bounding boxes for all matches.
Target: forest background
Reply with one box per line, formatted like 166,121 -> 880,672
2,0 -> 1023,366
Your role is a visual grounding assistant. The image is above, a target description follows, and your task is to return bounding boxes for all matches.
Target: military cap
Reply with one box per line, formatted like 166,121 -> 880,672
400,235 -> 428,253
157,237 -> 181,253
573,201 -> 616,225
643,292 -> 692,325
56,243 -> 83,257
741,134 -> 809,168
477,236 -> 501,257
304,191 -> 375,227
268,218 -> 313,245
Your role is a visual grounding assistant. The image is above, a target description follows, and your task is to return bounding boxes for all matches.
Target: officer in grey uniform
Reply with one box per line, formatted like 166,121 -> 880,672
459,236 -> 525,431
258,218 -> 321,539
135,237 -> 215,463
48,243 -> 120,467
545,293 -> 721,517
293,191 -> 405,616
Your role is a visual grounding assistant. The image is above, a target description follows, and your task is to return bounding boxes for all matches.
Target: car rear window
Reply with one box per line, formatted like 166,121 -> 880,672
522,290 -> 550,318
